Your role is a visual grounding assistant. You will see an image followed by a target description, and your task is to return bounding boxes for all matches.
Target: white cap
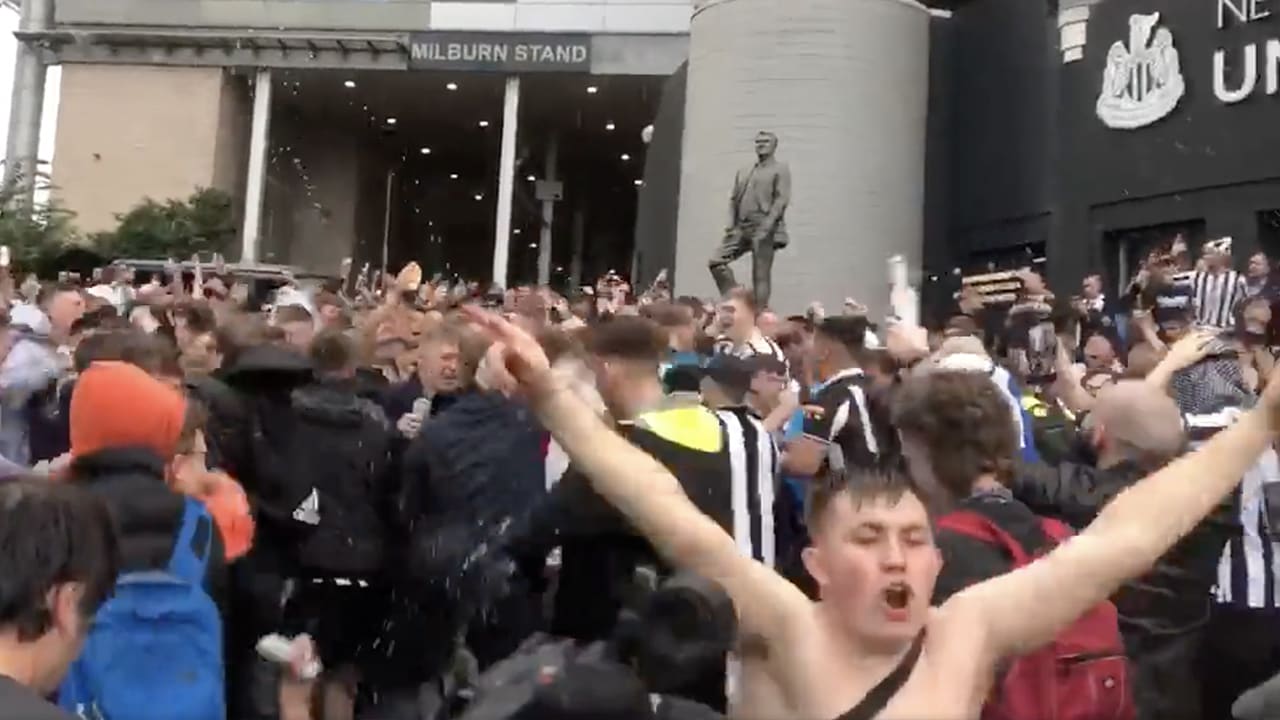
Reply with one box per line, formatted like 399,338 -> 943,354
10,303 -> 50,335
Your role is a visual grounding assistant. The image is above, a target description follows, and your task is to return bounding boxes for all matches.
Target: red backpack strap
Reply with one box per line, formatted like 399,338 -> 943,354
937,510 -> 1034,566
1037,516 -> 1074,544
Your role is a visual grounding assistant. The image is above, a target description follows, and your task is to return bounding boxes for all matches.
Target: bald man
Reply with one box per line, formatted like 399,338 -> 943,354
1012,381 -> 1226,720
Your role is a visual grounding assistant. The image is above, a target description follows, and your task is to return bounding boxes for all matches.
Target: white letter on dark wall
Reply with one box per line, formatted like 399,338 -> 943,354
1215,44 -> 1258,103
1220,0 -> 1248,28
1267,39 -> 1280,94
1252,0 -> 1273,21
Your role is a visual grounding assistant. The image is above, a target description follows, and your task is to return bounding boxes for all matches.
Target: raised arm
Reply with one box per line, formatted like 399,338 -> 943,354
949,368 -> 1280,663
1144,330 -> 1215,392
467,308 -> 809,640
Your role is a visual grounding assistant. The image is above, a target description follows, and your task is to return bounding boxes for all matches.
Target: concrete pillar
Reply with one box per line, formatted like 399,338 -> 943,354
4,0 -> 53,203
675,0 -> 932,316
493,75 -> 521,288
240,69 -> 272,264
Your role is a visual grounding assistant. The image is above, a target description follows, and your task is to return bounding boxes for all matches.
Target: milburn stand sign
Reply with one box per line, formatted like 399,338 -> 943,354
408,33 -> 591,73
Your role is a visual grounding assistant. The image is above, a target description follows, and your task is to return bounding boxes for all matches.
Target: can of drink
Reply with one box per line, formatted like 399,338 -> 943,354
412,397 -> 431,420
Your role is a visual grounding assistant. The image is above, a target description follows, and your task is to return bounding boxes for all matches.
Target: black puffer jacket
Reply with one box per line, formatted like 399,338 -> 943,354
68,447 -> 226,601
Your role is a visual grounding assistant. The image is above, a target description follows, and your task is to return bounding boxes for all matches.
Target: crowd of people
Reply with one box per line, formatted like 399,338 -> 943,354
3,235 -> 1280,720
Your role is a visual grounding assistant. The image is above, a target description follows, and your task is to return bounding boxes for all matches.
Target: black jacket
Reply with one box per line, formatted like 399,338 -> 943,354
247,376 -> 394,579
68,447 -> 226,603
529,405 -> 735,644
380,390 -> 548,686
1012,459 -> 1234,632
208,344 -> 315,484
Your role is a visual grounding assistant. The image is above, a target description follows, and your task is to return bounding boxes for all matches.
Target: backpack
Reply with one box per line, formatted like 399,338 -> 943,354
937,510 -> 1135,720
59,498 -> 224,720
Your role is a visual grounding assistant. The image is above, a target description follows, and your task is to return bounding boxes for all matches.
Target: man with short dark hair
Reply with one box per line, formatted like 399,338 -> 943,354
784,316 -> 891,477
0,481 -> 119,720
585,316 -> 672,421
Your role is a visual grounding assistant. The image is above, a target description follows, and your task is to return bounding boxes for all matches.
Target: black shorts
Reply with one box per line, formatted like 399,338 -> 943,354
281,579 -> 386,671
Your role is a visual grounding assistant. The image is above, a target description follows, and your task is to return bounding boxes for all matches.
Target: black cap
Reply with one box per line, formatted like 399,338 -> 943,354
1152,284 -> 1194,325
702,354 -> 754,394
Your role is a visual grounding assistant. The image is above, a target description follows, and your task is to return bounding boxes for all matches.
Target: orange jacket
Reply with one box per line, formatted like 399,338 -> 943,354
190,471 -> 255,562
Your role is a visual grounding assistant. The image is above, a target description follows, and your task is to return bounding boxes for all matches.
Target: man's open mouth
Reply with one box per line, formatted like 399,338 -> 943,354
883,583 -> 912,611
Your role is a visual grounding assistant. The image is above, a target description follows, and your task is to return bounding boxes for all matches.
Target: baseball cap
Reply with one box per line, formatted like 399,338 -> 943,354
1152,284 -> 1194,326
701,354 -> 755,395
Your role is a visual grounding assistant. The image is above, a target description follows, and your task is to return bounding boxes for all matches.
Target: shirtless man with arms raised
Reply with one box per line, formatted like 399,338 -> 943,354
467,307 -> 1280,720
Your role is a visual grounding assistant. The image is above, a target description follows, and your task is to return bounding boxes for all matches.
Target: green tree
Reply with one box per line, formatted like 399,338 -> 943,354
92,187 -> 237,260
0,171 -> 78,271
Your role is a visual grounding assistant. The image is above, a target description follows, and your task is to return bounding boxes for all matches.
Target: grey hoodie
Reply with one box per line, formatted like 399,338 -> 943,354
0,306 -> 64,465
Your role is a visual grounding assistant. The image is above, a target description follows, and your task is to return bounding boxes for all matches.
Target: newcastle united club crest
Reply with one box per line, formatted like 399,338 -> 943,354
1096,12 -> 1186,130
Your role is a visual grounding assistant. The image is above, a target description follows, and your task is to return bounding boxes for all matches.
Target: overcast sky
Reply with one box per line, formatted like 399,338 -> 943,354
0,3 -> 62,191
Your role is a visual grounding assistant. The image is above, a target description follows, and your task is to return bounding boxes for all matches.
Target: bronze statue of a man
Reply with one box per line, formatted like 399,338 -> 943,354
708,131 -> 792,308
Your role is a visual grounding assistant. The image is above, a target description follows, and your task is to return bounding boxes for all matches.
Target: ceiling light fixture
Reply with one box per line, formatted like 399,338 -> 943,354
420,147 -> 431,155
343,80 -> 356,89
514,229 -> 522,235
474,194 -> 484,201
634,179 -> 644,186
586,85 -> 599,94
605,122 -> 616,131
620,153 -> 631,161
446,82 -> 459,91
526,175 -> 536,182
386,117 -> 397,125
528,243 -> 538,249
478,120 -> 490,128
450,173 -> 459,180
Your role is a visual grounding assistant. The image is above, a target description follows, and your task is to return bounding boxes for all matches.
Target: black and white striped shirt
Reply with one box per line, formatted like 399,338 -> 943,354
1191,269 -> 1248,329
802,368 -> 890,471
1186,411 -> 1280,609
715,407 -> 778,566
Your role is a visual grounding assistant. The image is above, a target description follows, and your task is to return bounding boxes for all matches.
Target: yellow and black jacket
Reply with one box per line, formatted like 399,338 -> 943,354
535,401 -> 734,642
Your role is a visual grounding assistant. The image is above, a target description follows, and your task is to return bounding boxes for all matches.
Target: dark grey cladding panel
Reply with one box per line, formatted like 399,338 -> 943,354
634,62 -> 687,288
54,0 -> 432,32
589,34 -> 689,76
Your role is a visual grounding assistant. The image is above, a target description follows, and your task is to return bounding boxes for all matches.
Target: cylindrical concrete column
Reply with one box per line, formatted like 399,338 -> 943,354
493,75 -> 521,289
241,69 -> 273,264
675,0 -> 933,316
4,0 -> 54,202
